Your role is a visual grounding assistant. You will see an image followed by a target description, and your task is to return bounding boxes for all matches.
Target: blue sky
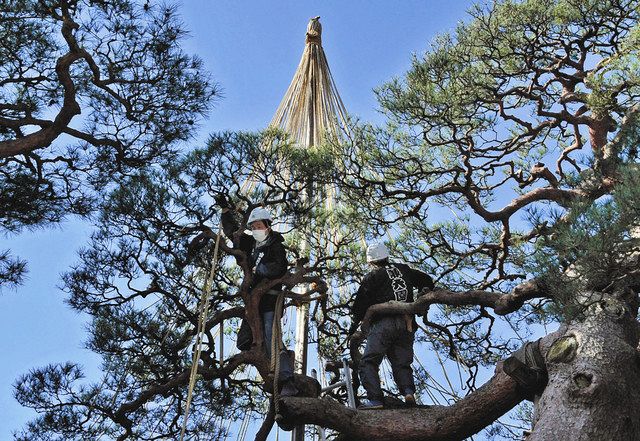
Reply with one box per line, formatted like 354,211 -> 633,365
1,1 -> 482,438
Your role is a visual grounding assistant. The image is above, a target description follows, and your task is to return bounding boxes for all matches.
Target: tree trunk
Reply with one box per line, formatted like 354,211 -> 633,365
529,293 -> 640,441
275,290 -> 640,440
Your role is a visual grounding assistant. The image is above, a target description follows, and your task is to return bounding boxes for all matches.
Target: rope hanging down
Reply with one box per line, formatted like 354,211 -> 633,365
179,227 -> 223,441
271,292 -> 286,421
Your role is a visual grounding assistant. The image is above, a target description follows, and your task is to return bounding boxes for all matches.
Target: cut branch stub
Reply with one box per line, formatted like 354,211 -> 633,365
546,335 -> 578,364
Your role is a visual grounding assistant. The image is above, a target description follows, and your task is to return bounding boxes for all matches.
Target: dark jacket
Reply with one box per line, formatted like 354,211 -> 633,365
221,210 -> 288,312
351,261 -> 434,329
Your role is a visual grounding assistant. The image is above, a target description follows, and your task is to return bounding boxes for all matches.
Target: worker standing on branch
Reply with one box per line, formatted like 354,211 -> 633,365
216,196 -> 298,396
349,242 -> 434,409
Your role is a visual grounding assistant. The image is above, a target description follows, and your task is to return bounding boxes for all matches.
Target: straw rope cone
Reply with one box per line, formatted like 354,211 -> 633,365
267,18 -> 352,398
270,17 -> 349,148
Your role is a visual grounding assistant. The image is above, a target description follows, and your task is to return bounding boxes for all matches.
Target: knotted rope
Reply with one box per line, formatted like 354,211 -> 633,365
271,291 -> 286,421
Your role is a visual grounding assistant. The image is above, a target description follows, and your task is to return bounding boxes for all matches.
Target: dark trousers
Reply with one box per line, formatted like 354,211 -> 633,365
237,311 -> 294,384
262,310 -> 294,383
359,316 -> 415,401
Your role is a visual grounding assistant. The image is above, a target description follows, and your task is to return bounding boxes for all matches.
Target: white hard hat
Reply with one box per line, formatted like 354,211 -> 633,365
247,207 -> 272,226
366,242 -> 389,263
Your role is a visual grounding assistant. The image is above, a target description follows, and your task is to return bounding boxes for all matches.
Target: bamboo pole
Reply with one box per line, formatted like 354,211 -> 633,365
268,17 -> 349,441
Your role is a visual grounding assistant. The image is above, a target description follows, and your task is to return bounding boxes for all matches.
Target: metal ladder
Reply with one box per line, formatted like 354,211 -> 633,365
311,357 -> 356,441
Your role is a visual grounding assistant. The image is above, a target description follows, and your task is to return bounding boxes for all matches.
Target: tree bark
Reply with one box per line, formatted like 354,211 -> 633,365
255,399 -> 276,441
279,370 -> 524,440
528,293 -> 640,441
276,329 -> 570,440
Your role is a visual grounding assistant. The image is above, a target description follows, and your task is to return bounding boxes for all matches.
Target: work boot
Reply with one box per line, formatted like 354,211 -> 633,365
404,393 -> 416,406
280,379 -> 299,397
358,399 -> 383,410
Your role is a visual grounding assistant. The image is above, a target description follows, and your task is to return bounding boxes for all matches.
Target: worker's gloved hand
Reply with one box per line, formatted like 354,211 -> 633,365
214,194 -> 230,209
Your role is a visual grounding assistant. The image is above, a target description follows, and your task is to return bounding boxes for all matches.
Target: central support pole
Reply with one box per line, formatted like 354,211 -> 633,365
268,16 -> 349,440
294,301 -> 310,375
292,299 -> 309,441
292,283 -> 310,441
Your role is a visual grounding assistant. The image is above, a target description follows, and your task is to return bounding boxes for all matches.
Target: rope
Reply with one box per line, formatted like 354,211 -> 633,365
237,409 -> 251,441
179,227 -> 223,441
271,292 -> 286,420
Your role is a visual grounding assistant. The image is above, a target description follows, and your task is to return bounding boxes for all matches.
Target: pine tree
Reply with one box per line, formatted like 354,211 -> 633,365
294,0 -> 639,438
13,131 -> 340,440
11,0 -> 640,440
0,0 -> 217,290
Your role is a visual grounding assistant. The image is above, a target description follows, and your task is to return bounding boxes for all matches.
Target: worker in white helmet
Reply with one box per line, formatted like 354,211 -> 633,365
216,195 -> 297,396
349,242 -> 434,409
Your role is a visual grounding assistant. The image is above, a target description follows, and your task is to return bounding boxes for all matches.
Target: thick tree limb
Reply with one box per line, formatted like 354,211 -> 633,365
0,12 -> 82,158
465,187 -> 580,222
255,399 -> 276,441
279,371 -> 522,441
358,279 -> 547,334
0,51 -> 81,158
280,329 -> 565,440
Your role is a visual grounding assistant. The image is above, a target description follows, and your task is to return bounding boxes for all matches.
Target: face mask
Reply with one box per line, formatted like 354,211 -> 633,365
251,229 -> 269,242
